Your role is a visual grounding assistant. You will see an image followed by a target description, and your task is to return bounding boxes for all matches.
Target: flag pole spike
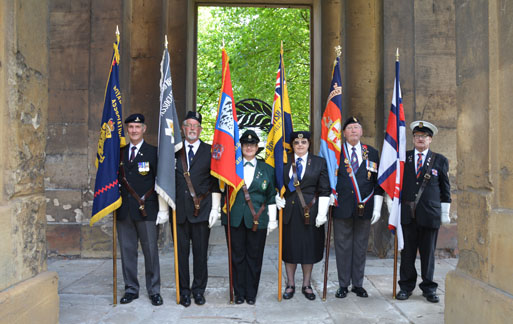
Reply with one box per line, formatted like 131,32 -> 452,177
222,38 -> 225,49
334,45 -> 342,58
396,48 -> 399,61
165,35 -> 168,49
116,25 -> 120,35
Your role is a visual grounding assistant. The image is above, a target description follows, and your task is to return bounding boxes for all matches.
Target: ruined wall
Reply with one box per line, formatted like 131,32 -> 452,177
0,1 -> 59,322
1,0 -> 49,290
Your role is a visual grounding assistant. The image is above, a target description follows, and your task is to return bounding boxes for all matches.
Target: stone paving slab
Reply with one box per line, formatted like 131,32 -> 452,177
49,244 -> 457,324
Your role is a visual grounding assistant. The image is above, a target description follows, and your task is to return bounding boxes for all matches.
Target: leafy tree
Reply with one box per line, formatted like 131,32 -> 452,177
197,6 -> 311,141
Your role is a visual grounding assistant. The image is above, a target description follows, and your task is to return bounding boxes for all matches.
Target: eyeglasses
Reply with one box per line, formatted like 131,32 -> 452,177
413,134 -> 429,139
183,123 -> 201,129
293,140 -> 308,145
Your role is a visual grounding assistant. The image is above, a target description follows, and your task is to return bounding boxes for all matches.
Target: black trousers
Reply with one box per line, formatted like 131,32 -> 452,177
175,219 -> 210,296
225,224 -> 267,299
399,221 -> 439,294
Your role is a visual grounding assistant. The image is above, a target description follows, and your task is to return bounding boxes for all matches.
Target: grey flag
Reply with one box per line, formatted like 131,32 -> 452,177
156,48 -> 182,209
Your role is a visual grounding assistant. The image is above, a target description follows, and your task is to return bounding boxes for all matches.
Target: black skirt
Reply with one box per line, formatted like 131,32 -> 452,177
282,204 -> 325,264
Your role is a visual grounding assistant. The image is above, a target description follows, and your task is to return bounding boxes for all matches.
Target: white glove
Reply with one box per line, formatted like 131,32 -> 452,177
385,194 -> 393,213
208,193 -> 222,228
371,195 -> 383,225
441,202 -> 451,224
156,195 -> 170,225
329,193 -> 337,206
267,204 -> 278,236
275,194 -> 286,210
315,196 -> 330,228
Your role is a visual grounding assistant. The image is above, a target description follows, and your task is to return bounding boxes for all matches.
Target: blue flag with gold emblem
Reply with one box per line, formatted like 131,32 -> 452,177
90,33 -> 126,226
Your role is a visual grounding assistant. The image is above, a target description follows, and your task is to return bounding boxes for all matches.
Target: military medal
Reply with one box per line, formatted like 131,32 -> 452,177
261,180 -> 267,190
368,171 -> 371,180
138,162 -> 150,175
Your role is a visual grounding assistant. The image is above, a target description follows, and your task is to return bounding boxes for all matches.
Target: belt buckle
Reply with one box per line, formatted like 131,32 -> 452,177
195,204 -> 200,210
357,203 -> 365,216
184,171 -> 190,176
253,220 -> 259,225
294,180 -> 300,186
139,205 -> 145,211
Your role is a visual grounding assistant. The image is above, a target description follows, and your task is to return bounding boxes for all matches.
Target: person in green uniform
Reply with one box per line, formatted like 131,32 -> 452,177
221,129 -> 277,305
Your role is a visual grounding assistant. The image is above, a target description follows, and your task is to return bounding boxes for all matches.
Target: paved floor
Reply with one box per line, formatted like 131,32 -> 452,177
49,244 -> 457,324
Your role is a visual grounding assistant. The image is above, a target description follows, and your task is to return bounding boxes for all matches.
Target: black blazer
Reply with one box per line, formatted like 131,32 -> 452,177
282,154 -> 330,225
401,150 -> 451,229
175,141 -> 219,224
332,143 -> 383,220
117,141 -> 158,222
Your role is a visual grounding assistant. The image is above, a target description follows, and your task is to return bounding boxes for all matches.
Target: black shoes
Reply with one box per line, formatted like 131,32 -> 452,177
180,295 -> 191,307
235,296 -> 245,304
423,292 -> 440,303
246,297 -> 256,305
351,286 -> 368,298
302,286 -> 316,301
193,293 -> 206,305
120,293 -> 138,304
335,287 -> 348,298
396,290 -> 412,300
282,286 -> 295,299
150,293 -> 163,306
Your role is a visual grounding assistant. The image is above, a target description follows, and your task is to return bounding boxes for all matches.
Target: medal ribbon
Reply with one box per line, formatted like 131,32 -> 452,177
342,143 -> 374,204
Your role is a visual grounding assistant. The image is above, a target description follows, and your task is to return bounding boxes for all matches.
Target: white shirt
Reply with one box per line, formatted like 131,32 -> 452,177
346,141 -> 362,167
288,152 -> 308,179
184,140 -> 200,170
129,140 -> 144,161
414,148 -> 429,169
243,158 -> 257,187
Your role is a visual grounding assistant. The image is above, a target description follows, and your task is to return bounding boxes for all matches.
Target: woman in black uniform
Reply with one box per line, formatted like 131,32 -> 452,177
275,131 -> 330,301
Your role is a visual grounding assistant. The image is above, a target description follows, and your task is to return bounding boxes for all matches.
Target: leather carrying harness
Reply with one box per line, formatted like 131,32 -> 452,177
180,147 -> 211,216
403,153 -> 437,219
119,146 -> 154,217
292,161 -> 317,225
242,184 -> 266,231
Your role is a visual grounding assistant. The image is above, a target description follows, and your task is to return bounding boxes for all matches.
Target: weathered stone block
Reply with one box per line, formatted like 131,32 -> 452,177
49,11 -> 90,49
48,89 -> 88,124
81,222 -> 115,258
45,189 -> 84,223
46,123 -> 88,155
49,47 -> 89,90
489,209 -> 513,295
50,0 -> 90,12
45,153 -> 88,189
46,223 -> 81,256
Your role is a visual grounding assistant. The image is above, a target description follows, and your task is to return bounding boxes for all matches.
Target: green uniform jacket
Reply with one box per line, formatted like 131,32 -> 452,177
222,160 -> 276,229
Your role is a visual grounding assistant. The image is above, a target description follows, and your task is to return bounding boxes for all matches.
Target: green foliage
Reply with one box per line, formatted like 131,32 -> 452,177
197,6 -> 311,141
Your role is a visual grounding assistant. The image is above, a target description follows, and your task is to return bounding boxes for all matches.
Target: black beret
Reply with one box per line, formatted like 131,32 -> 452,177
290,131 -> 311,142
124,113 -> 145,124
184,110 -> 202,124
240,129 -> 260,144
342,116 -> 361,130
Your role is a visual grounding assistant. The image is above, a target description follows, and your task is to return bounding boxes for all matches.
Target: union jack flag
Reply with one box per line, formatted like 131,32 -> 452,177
378,53 -> 406,250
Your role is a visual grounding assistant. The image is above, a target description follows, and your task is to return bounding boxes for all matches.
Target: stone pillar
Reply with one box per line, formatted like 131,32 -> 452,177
445,0 -> 513,322
344,0 -> 383,147
0,0 -> 58,322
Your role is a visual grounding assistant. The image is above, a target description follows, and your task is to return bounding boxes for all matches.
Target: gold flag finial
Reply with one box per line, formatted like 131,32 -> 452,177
165,35 -> 168,49
335,45 -> 342,57
396,48 -> 399,61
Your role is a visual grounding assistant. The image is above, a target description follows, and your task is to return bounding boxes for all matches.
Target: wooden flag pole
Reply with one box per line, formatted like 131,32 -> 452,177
393,232 -> 398,298
172,209 -> 180,304
112,211 -> 118,305
278,208 -> 283,301
226,194 -> 234,303
322,206 -> 333,301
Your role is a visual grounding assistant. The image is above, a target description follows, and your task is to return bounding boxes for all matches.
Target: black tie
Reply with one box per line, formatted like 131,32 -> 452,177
130,146 -> 137,162
188,145 -> 195,165
244,161 -> 254,167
